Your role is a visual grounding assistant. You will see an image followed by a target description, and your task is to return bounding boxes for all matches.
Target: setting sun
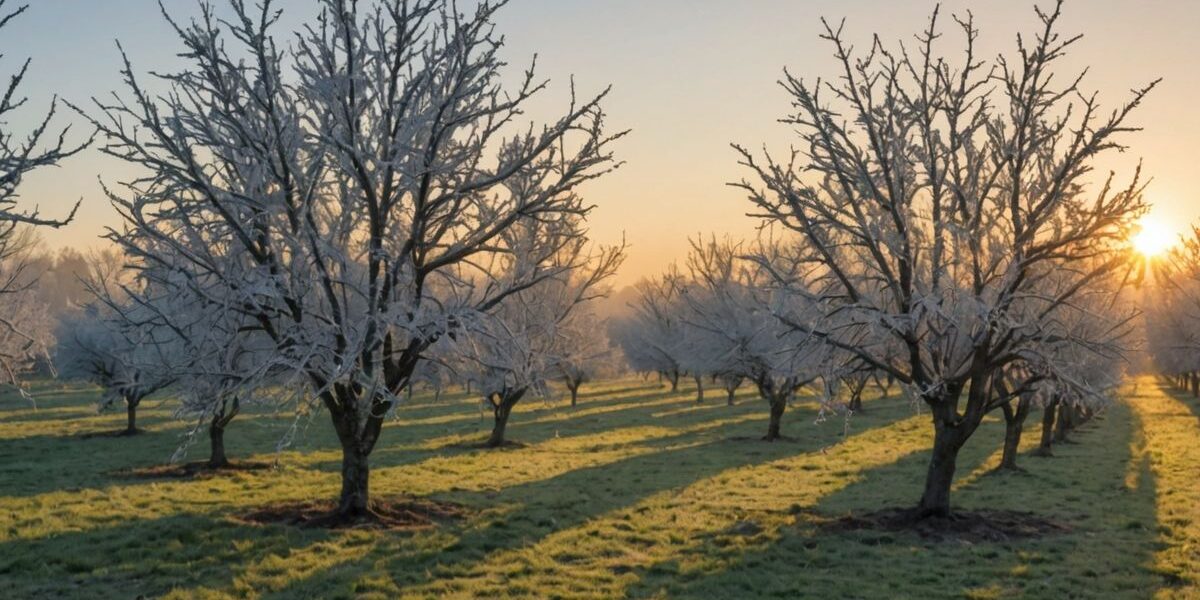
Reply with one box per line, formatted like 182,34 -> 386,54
1133,218 -> 1175,256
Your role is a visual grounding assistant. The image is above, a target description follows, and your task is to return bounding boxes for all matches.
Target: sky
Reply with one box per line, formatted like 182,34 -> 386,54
6,0 -> 1199,284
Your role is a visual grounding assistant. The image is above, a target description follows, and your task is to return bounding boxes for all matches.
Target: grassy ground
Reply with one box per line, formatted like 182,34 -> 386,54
0,375 -> 1196,599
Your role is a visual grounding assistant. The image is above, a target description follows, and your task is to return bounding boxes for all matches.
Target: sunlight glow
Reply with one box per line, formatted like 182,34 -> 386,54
1132,218 -> 1174,257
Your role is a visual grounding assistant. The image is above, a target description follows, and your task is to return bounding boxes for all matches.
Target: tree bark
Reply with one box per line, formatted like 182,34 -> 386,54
997,395 -> 1031,471
486,389 -> 525,448
337,443 -> 371,516
122,397 -> 140,436
1034,398 -> 1058,457
668,370 -> 679,392
917,424 -> 962,517
915,390 -> 975,518
694,373 -> 705,403
208,420 -> 229,468
763,394 -> 786,441
726,387 -> 737,406
1054,401 -> 1073,444
569,385 -> 579,407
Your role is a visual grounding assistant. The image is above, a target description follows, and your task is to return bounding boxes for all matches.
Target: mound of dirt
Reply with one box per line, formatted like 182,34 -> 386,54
820,507 -> 1071,543
237,497 -> 470,532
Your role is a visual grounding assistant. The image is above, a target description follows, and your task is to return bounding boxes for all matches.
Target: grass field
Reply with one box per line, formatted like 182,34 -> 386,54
0,376 -> 1197,599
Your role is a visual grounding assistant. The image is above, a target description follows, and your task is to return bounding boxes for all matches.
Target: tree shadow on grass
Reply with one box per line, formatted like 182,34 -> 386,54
625,401 -> 1163,599
242,400 -> 897,598
0,513 -> 332,599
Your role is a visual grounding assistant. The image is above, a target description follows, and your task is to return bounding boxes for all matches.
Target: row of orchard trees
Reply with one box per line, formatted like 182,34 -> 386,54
1146,227 -> 1200,392
616,0 -> 1145,518
0,0 -> 630,523
0,0 -> 1151,524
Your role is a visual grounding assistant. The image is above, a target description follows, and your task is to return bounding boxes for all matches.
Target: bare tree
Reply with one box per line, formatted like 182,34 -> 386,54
459,231 -> 624,447
734,2 -> 1151,517
611,270 -> 688,391
0,1 -> 90,398
78,0 -> 623,522
678,237 -> 833,441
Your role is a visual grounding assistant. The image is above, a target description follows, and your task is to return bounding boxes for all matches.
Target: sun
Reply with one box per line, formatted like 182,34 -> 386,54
1132,218 -> 1174,257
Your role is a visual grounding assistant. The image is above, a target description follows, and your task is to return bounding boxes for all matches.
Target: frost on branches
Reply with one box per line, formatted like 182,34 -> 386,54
734,1 -> 1151,517
79,0 -> 624,520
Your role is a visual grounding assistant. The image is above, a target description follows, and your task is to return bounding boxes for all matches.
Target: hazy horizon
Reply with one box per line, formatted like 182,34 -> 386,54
8,0 -> 1198,284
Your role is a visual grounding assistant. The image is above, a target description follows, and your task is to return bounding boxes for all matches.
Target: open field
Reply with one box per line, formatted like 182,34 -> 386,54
0,376 -> 1197,599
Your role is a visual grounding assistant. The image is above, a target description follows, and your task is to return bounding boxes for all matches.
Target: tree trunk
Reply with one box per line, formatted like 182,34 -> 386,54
1034,398 -> 1058,457
694,373 -> 705,403
726,387 -> 737,406
763,394 -> 786,441
1191,372 -> 1198,397
569,385 -> 579,407
997,396 -> 1031,471
1054,401 -> 1073,444
337,443 -> 371,516
486,390 -> 525,448
668,370 -> 679,392
917,425 -> 961,517
208,420 -> 229,468
915,393 -> 974,518
122,397 -> 139,436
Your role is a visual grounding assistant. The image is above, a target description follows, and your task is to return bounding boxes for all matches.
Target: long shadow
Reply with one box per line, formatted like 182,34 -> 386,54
0,513 -> 331,598
625,400 -> 1161,599
242,399 -> 906,598
302,386 -> 766,474
1158,381 -> 1200,421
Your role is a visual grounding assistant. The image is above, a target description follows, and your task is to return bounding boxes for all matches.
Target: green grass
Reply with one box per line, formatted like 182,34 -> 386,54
0,376 -> 1196,598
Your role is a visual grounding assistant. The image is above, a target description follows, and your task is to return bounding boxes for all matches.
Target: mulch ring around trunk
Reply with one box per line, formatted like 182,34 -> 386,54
804,507 -> 1072,543
236,497 -> 471,532
114,460 -> 275,480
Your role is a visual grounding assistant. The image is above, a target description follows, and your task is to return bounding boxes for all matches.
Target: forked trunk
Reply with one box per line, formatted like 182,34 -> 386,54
997,396 -> 1031,471
486,389 -> 525,448
324,384 -> 391,521
916,392 -> 974,518
207,396 -> 238,469
694,373 -> 705,403
1034,398 -> 1058,457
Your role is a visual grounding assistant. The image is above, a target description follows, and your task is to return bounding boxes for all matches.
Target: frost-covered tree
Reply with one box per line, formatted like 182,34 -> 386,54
611,270 -> 688,391
553,310 -> 623,407
79,0 -> 622,520
1146,226 -> 1200,391
460,232 -> 623,447
0,229 -> 55,395
56,303 -> 177,436
678,237 -> 832,441
734,2 -> 1151,516
0,1 -> 89,397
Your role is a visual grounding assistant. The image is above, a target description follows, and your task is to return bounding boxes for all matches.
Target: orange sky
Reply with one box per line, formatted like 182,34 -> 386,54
10,0 -> 1199,284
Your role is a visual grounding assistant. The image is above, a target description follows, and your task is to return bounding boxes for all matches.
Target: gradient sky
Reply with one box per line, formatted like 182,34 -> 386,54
7,0 -> 1198,284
